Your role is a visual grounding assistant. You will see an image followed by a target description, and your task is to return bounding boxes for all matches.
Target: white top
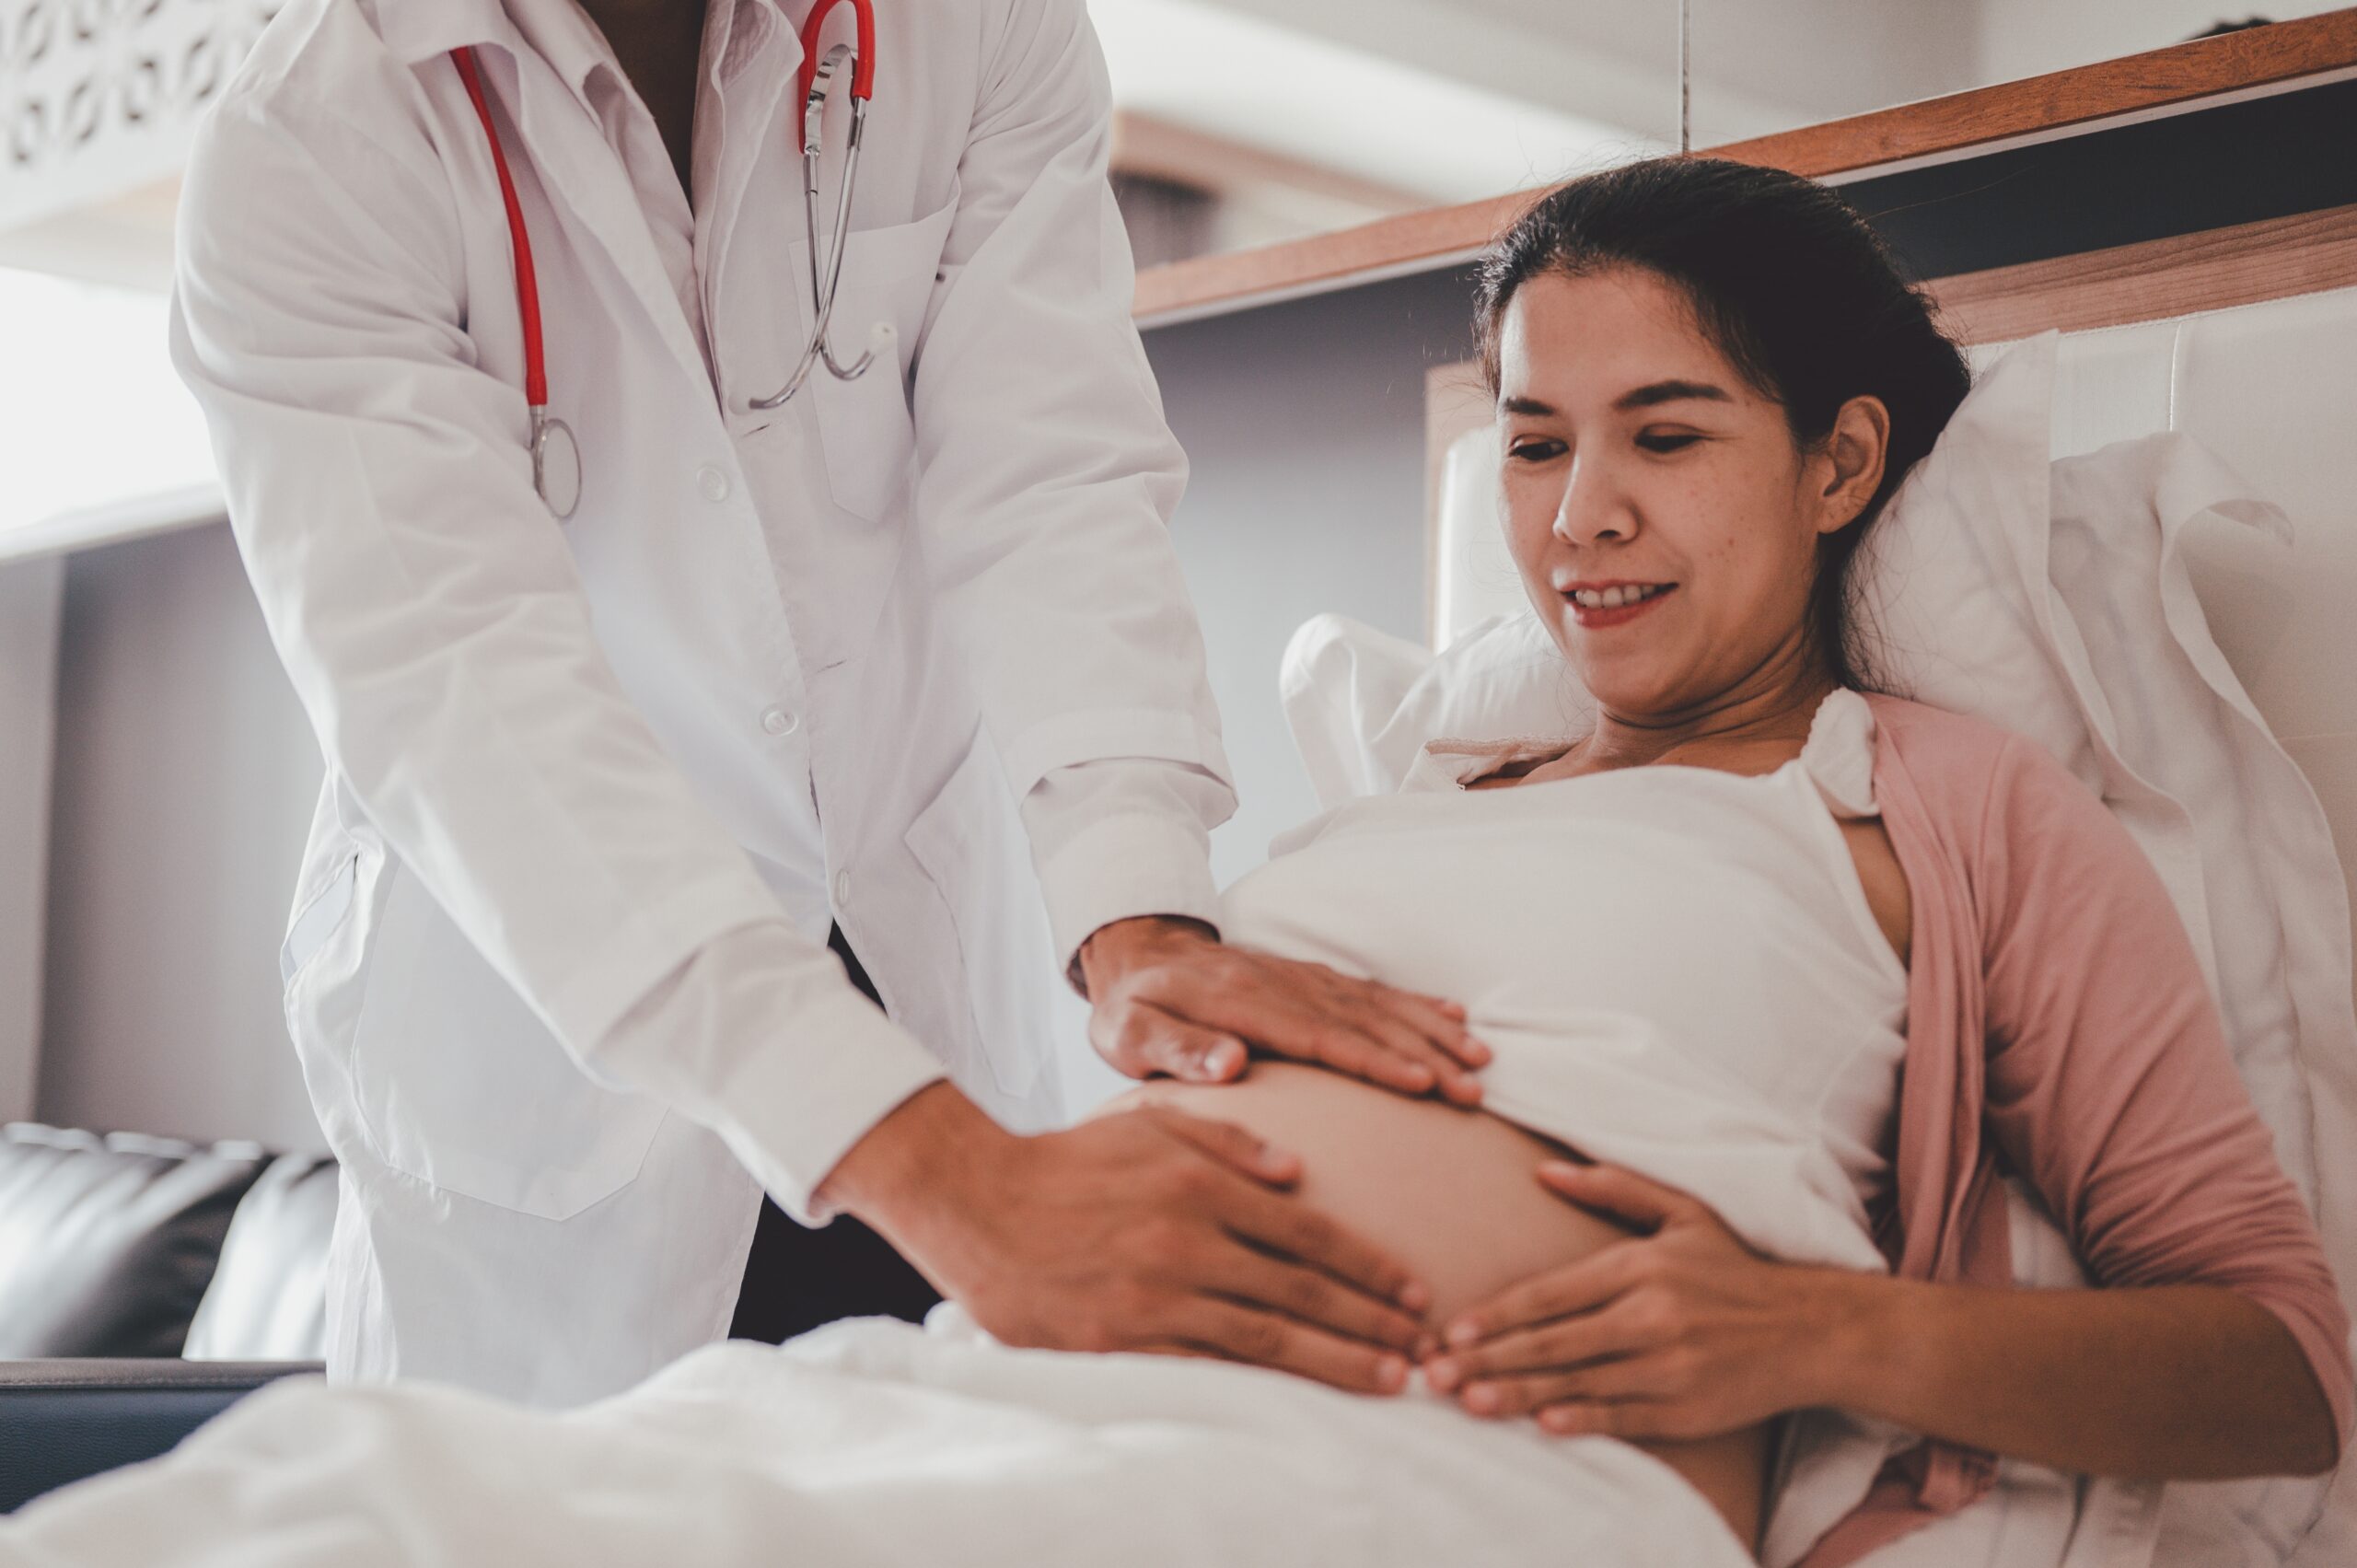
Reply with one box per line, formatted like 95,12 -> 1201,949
1222,688 -> 1908,1272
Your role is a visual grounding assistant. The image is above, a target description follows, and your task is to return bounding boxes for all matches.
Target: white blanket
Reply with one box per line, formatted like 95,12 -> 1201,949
6,1315 -> 1754,1567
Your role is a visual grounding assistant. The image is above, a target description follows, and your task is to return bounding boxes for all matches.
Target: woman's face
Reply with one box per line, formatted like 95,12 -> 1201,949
1494,266 -> 1885,719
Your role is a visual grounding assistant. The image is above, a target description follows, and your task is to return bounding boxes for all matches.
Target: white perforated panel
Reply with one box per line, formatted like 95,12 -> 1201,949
0,0 -> 276,233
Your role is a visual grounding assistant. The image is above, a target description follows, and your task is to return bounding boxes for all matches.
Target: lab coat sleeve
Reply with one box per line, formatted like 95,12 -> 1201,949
1023,759 -> 1233,984
169,78 -> 940,1218
599,924 -> 944,1224
909,0 -> 1236,974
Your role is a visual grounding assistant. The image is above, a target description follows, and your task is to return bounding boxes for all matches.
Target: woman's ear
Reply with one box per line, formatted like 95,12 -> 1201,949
1816,395 -> 1891,536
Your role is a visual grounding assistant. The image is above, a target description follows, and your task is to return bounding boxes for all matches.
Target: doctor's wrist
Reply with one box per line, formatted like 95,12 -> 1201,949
819,1080 -> 1009,1229
1073,913 -> 1221,1000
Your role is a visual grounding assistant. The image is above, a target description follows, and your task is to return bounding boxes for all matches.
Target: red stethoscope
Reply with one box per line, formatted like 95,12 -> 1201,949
449,0 -> 887,519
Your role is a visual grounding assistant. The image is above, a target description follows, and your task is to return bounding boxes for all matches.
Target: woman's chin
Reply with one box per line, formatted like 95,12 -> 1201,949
1567,655 -> 1673,714
1531,610 -> 1681,714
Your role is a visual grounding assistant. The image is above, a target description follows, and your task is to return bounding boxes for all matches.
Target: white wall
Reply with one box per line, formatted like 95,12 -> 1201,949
1099,0 -> 1991,186
1099,0 -> 2337,206
1974,0 -> 2350,88
35,521 -> 324,1151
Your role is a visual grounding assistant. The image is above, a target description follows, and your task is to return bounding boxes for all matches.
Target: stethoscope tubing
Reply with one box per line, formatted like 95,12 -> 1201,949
753,0 -> 884,409
451,47 -> 546,412
449,0 -> 881,517
452,45 -> 580,519
751,58 -> 876,410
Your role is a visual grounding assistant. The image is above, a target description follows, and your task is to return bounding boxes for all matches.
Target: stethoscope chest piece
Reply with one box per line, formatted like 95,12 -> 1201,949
532,408 -> 583,520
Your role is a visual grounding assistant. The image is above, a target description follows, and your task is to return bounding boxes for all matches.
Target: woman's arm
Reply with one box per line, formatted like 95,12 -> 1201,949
1826,1270 -> 2336,1477
1433,733 -> 2350,1476
1969,735 -> 2351,1466
1423,1162 -> 2340,1477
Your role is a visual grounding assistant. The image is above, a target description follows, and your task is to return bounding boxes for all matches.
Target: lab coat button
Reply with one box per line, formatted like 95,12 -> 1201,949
834,870 -> 852,908
697,465 -> 732,503
760,705 -> 798,737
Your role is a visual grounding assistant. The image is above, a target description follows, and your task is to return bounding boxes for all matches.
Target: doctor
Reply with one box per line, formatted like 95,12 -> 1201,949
170,0 -> 1489,1408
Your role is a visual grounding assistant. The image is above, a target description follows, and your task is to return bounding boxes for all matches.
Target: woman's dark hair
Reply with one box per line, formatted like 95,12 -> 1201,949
1473,157 -> 1970,692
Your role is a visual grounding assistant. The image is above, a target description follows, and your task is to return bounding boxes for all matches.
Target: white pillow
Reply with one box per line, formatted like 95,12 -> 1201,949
1279,332 -> 2355,1566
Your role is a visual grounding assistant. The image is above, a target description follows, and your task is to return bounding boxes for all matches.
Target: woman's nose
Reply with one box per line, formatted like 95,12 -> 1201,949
1551,459 -> 1635,548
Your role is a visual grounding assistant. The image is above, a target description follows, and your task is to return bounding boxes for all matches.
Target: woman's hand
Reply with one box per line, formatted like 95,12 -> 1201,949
1422,1161 -> 1852,1440
1425,1161 -> 2341,1479
1076,915 -> 1490,1104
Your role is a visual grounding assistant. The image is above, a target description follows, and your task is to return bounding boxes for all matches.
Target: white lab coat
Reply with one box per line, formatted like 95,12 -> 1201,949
168,0 -> 1234,1407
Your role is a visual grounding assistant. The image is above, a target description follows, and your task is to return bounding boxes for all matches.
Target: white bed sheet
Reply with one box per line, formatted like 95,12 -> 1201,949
2,1315 -> 1756,1568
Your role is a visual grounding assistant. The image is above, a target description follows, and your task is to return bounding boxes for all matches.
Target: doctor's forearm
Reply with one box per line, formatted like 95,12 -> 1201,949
1815,1272 -> 2340,1478
819,1081 -> 1003,1228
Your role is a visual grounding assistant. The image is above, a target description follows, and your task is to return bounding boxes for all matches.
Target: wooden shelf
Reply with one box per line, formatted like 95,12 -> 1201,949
1133,8 -> 2357,326
1925,203 -> 2357,344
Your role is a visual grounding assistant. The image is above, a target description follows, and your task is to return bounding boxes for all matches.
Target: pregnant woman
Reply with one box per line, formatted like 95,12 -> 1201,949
1102,153 -> 2348,1562
6,157 -> 2345,1568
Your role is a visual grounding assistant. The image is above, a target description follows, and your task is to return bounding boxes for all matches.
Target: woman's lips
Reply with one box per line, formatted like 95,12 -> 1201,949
1564,584 -> 1676,629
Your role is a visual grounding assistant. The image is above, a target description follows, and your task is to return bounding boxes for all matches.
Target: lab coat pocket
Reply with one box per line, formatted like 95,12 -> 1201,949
345,864 -> 667,1222
280,842 -> 386,1165
806,193 -> 958,522
280,850 -> 362,990
903,728 -> 1052,1099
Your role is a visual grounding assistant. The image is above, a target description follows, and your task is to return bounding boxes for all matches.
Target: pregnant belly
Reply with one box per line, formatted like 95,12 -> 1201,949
1116,1062 -> 1632,1321
1102,1062 -> 1770,1552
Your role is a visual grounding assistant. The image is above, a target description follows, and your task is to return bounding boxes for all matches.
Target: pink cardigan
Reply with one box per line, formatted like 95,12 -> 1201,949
1797,693 -> 2355,1565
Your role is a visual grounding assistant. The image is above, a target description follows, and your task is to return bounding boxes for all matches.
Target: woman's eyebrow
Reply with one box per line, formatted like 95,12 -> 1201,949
1498,380 -> 1733,417
1613,378 -> 1732,411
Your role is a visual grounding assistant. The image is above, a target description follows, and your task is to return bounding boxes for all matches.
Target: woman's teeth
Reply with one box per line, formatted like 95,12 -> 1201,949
1571,584 -> 1670,609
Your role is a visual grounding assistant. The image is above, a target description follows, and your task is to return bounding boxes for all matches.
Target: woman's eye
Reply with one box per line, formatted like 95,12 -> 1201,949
1507,438 -> 1565,463
1637,432 -> 1701,453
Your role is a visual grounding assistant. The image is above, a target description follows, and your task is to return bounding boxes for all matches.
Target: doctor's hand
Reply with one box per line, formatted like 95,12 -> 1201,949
1420,1161 -> 1848,1441
1077,915 -> 1490,1105
821,1083 -> 1433,1395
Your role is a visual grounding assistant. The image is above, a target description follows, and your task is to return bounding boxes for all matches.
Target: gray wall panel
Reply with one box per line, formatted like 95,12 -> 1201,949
0,555 -> 64,1123
1144,267 -> 1478,885
38,522 -> 323,1151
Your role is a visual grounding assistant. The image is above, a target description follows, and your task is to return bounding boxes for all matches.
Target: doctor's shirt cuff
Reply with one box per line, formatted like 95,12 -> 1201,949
706,986 -> 947,1226
1033,810 -> 1225,993
595,921 -> 946,1225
